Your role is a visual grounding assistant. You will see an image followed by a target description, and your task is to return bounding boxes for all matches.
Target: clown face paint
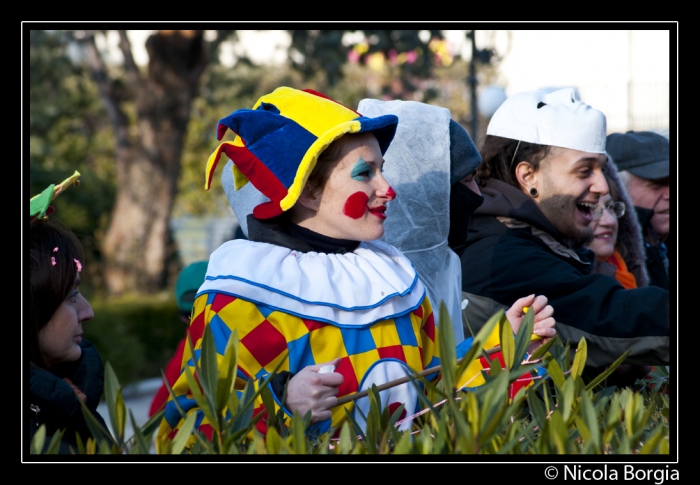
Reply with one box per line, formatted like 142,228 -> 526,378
351,158 -> 374,181
297,132 -> 395,241
344,191 -> 370,219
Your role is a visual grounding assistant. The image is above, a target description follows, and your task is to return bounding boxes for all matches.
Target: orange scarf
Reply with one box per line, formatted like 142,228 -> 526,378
607,249 -> 638,289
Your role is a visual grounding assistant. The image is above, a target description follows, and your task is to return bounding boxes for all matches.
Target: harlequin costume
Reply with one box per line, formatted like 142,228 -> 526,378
156,88 -> 510,451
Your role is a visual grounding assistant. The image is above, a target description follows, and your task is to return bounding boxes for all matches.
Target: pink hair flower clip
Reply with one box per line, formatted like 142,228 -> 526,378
74,259 -> 82,272
51,257 -> 56,266
53,247 -> 59,252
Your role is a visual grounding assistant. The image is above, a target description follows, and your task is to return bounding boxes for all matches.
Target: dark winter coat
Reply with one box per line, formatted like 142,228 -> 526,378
28,339 -> 113,454
455,177 -> 669,368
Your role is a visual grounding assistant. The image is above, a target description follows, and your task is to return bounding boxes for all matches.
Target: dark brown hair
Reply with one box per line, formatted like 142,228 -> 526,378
605,173 -> 618,201
477,135 -> 553,189
29,217 -> 85,368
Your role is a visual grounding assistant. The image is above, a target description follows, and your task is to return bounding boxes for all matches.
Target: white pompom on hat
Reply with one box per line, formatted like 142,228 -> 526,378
487,88 -> 607,154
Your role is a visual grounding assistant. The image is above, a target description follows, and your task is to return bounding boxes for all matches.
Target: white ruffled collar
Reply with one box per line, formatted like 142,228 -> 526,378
198,239 -> 425,326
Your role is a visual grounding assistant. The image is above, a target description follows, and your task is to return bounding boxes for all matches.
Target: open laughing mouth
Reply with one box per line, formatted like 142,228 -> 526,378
577,201 -> 597,222
368,205 -> 386,219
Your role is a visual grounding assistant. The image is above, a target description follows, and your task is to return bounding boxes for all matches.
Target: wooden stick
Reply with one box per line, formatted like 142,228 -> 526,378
334,344 -> 505,407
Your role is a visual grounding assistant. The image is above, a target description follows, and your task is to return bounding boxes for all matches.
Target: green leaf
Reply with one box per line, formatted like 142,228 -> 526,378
511,303 -> 535,372
393,429 -> 414,454
230,379 -> 257,433
44,428 -> 65,455
529,336 -> 556,361
500,315 -> 515,371
216,328 -> 240,413
199,325 -> 220,417
527,391 -> 547,431
170,411 -> 198,455
136,409 -> 165,441
547,409 -> 567,454
182,365 -> 219,434
579,389 -> 600,452
546,358 -> 566,390
292,411 -> 308,454
79,398 -> 118,449
571,337 -> 587,381
114,390 -> 127,443
338,421 -> 354,454
265,425 -> 283,454
102,361 -> 122,442
30,424 -> 47,454
437,301 -> 456,392
128,409 -> 152,454
639,424 -> 666,454
584,348 -> 633,391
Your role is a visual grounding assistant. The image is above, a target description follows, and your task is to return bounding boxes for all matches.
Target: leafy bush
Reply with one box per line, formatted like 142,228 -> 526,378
84,293 -> 185,386
31,305 -> 670,456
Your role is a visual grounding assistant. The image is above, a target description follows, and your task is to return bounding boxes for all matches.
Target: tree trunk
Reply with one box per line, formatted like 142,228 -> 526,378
84,30 -> 208,294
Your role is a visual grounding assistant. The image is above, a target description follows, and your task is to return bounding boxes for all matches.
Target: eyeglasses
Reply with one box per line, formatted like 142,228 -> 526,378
592,201 -> 626,220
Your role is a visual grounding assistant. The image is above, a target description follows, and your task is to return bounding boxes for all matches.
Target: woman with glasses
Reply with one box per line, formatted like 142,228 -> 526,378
587,162 -> 649,290
586,161 -> 653,387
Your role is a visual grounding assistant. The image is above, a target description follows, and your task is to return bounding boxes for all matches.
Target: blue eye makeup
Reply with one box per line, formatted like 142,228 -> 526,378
350,158 -> 373,181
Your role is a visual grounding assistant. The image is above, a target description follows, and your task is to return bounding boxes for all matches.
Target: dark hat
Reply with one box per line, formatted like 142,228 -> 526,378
175,260 -> 208,313
448,119 -> 482,185
606,131 -> 669,180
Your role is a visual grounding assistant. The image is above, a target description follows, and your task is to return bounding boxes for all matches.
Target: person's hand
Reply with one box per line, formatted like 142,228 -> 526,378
285,358 -> 344,423
506,294 -> 556,354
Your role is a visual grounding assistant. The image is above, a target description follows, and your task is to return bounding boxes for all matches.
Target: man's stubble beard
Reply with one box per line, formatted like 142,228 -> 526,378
537,185 -> 594,250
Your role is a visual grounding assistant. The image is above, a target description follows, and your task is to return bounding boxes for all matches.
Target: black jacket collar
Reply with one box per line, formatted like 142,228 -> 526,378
246,214 -> 360,254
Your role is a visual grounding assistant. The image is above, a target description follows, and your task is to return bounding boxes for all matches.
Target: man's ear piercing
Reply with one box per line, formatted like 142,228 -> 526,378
529,187 -> 538,197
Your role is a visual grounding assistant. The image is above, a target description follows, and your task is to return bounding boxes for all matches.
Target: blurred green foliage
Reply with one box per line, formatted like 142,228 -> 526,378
83,293 -> 185,386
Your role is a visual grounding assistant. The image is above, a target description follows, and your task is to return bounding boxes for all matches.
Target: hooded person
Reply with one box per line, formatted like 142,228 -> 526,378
355,99 -> 483,344
457,87 -> 669,370
156,87 -> 556,451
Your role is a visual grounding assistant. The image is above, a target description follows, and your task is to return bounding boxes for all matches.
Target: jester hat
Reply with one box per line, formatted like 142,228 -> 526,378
30,170 -> 81,221
204,87 -> 399,219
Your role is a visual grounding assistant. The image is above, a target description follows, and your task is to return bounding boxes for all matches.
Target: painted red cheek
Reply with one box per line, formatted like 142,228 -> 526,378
386,186 -> 396,200
343,192 -> 369,219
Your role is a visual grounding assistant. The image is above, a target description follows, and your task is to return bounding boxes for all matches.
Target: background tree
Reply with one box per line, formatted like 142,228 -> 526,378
288,30 -> 445,100
71,29 -> 235,295
29,29 -> 117,297
29,28 -> 500,298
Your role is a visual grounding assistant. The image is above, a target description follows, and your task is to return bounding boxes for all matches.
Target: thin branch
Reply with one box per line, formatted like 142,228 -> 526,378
117,30 -> 141,85
335,344 -> 505,408
80,35 -> 128,143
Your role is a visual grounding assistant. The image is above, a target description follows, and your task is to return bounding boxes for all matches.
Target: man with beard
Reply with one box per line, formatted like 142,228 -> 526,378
452,88 -> 669,369
607,131 -> 670,290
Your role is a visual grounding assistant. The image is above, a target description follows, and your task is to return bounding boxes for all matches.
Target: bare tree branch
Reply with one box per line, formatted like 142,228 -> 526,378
80,35 -> 129,147
117,29 -> 142,85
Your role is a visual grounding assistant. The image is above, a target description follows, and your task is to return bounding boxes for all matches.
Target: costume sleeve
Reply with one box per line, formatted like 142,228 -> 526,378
155,293 -> 275,450
155,293 -> 328,452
